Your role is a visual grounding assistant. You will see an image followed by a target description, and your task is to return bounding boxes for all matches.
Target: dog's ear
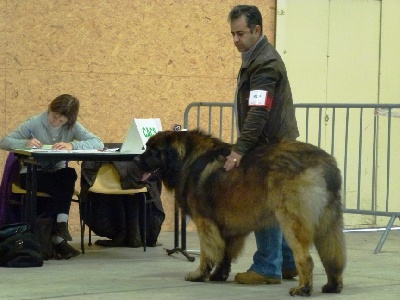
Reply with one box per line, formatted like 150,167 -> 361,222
165,147 -> 182,172
160,147 -> 182,189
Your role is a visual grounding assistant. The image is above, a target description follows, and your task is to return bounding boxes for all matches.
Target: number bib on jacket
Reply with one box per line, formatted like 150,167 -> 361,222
248,90 -> 273,110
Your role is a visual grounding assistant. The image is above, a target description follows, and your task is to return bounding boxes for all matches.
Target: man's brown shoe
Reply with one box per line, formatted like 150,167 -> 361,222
234,270 -> 282,284
282,269 -> 298,279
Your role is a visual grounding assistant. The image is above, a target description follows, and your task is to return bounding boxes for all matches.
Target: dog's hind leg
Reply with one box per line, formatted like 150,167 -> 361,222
275,211 -> 315,297
185,218 -> 225,282
209,235 -> 246,281
314,199 -> 346,293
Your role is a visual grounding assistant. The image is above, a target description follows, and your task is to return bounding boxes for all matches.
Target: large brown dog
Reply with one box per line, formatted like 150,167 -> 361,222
135,130 -> 346,297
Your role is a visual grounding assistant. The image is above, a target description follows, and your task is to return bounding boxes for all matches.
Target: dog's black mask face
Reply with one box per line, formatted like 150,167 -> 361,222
134,131 -> 179,173
134,147 -> 165,173
134,131 -> 184,189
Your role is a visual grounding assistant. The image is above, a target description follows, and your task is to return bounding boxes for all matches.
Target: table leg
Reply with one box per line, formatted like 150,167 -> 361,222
24,164 -> 32,224
164,203 -> 195,262
25,162 -> 38,232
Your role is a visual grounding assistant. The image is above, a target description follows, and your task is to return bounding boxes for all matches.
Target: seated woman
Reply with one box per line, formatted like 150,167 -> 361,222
0,94 -> 104,259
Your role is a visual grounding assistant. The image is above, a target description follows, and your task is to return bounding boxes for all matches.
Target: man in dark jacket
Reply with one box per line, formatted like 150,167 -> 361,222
224,5 -> 299,284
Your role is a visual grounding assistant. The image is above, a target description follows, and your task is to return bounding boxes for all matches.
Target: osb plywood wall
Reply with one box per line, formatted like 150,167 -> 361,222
0,0 -> 276,235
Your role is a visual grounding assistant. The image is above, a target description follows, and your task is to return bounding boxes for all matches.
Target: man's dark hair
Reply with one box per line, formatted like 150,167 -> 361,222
228,5 -> 263,34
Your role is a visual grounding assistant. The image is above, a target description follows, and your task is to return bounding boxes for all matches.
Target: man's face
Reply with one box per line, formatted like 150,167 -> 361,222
230,15 -> 261,52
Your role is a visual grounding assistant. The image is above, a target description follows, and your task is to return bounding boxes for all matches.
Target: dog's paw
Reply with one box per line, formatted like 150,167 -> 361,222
322,283 -> 343,293
289,286 -> 313,297
209,272 -> 229,282
185,270 -> 207,282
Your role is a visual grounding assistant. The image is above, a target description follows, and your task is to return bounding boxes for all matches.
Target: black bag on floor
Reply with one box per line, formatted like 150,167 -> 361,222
34,214 -> 54,260
0,223 -> 44,268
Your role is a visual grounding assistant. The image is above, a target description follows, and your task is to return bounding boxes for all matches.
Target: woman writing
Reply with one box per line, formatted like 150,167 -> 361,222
0,94 -> 104,259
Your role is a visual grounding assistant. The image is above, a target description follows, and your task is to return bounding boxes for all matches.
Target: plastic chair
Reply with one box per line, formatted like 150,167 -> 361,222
83,163 -> 148,251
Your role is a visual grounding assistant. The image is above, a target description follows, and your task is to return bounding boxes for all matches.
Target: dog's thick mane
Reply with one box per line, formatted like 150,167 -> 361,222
180,129 -> 231,157
172,130 -> 231,212
144,130 -> 229,192
160,130 -> 230,204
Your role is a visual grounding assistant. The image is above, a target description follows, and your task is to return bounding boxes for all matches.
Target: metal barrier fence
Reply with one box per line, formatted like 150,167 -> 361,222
178,102 -> 400,255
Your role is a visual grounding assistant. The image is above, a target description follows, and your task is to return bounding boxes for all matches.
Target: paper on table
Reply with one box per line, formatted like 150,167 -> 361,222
27,149 -> 102,153
101,148 -> 120,152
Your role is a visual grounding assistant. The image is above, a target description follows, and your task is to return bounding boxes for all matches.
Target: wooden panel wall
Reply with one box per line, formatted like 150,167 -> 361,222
0,0 -> 276,234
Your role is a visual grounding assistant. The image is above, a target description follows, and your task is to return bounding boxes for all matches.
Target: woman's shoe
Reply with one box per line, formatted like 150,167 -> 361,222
53,240 -> 80,259
56,222 -> 73,241
147,241 -> 163,247
95,239 -> 127,247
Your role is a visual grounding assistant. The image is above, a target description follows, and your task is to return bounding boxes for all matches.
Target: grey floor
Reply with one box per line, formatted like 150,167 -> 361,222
1,229 -> 399,300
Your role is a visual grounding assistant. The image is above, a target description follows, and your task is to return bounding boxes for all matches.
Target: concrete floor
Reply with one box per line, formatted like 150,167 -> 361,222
0,229 -> 399,300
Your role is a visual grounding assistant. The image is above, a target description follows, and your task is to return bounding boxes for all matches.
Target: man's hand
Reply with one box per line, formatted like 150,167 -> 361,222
224,150 -> 243,171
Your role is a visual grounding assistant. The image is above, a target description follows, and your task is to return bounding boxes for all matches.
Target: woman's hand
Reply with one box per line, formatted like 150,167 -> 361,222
52,142 -> 73,150
26,138 -> 42,148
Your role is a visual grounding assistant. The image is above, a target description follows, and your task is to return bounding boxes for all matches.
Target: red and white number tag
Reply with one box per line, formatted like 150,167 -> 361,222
248,90 -> 273,109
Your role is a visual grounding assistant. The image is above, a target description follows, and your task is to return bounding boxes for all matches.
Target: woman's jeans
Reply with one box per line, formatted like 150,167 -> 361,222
250,223 -> 296,279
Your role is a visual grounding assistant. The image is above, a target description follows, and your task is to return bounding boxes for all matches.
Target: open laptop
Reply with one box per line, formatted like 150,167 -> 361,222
119,118 -> 162,153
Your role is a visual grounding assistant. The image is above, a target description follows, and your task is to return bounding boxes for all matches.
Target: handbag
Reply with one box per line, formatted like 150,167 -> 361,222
0,223 -> 29,240
34,214 -> 55,260
0,222 -> 44,268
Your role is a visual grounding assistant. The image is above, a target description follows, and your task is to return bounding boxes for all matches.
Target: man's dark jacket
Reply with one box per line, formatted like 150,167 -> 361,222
234,35 -> 299,155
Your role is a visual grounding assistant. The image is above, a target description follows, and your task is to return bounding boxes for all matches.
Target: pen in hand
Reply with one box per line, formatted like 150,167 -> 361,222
28,129 -> 35,139
27,129 -> 42,148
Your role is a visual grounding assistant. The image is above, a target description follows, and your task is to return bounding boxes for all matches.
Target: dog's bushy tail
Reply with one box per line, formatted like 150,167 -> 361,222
314,173 -> 346,293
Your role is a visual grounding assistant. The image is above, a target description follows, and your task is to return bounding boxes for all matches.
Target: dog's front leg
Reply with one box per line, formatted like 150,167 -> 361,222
185,217 -> 225,282
185,251 -> 213,282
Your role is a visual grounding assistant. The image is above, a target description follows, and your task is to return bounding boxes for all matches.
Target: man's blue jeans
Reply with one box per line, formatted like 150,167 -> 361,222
250,224 -> 296,279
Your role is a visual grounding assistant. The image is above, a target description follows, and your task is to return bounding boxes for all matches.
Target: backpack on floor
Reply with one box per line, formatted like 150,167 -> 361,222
0,223 -> 44,268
